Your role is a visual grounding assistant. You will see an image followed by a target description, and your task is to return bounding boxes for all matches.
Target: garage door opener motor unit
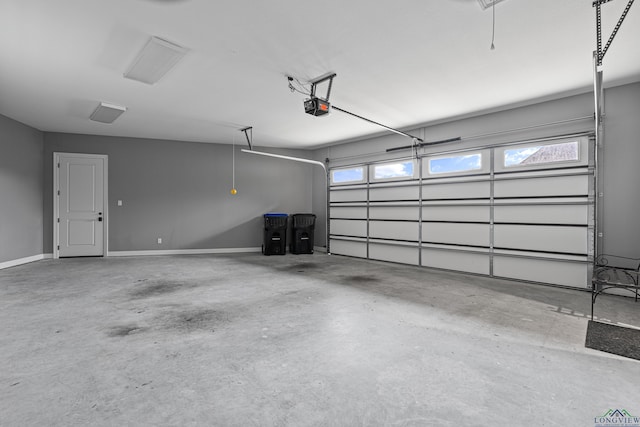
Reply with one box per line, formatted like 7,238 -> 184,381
304,97 -> 330,116
297,72 -> 335,117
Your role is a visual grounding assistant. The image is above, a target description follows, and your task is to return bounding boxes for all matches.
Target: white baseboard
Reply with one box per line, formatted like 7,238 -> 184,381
0,253 -> 52,270
1,247 -> 309,267
108,247 -> 262,257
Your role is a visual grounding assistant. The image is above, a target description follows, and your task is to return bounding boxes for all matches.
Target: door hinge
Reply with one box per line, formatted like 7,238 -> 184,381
57,245 -> 60,250
57,190 -> 60,196
57,163 -> 60,168
57,218 -> 60,223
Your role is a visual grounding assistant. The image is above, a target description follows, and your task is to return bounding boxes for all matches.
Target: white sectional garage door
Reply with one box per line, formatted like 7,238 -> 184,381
329,135 -> 594,288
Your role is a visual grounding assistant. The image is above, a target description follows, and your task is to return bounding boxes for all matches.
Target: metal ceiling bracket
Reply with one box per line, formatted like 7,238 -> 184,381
240,126 -> 253,150
386,136 -> 461,153
309,72 -> 337,101
593,0 -> 635,66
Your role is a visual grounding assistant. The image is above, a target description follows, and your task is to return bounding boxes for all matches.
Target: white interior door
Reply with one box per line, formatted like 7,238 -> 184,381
56,153 -> 107,257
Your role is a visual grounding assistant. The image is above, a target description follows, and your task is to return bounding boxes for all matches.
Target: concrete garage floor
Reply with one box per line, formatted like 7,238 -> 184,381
1,254 -> 639,426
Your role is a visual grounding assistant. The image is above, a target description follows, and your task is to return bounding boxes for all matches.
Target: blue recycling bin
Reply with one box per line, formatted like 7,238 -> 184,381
263,213 -> 288,255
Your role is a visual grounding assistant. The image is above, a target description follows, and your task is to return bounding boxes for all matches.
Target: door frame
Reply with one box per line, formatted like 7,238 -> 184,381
53,152 -> 109,259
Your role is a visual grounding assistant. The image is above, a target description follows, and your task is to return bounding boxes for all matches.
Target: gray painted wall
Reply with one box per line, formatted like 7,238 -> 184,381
0,114 -> 43,263
599,82 -> 640,258
43,133 -> 314,253
3,82 -> 637,263
310,152 -> 329,249
314,82 -> 640,259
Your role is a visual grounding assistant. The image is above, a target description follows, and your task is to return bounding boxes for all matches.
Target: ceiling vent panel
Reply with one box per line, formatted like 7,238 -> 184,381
90,102 -> 127,124
124,36 -> 188,85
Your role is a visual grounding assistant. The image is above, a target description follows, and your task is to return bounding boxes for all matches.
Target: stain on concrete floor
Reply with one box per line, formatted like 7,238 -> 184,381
108,324 -> 146,337
108,307 -> 231,337
157,307 -> 231,333
129,280 -> 193,299
341,274 -> 381,284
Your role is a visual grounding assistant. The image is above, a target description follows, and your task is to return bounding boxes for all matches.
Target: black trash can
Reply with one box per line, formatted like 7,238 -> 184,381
290,213 -> 316,254
263,213 -> 288,255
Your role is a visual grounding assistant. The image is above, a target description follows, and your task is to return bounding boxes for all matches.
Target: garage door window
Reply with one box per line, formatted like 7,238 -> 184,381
372,160 -> 415,181
331,166 -> 365,185
504,141 -> 579,168
428,153 -> 482,175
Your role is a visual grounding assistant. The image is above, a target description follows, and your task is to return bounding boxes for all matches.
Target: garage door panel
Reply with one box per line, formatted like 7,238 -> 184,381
369,205 -> 419,221
370,186 -> 419,201
370,243 -> 419,265
421,248 -> 490,275
422,181 -> 490,200
371,206 -> 419,221
330,188 -> 367,202
331,206 -> 368,219
331,219 -> 367,237
422,205 -> 490,222
493,256 -> 589,288
328,136 -> 593,289
422,223 -> 490,247
494,204 -> 588,225
494,175 -> 588,198
370,221 -> 418,241
494,224 -> 587,254
331,239 -> 367,258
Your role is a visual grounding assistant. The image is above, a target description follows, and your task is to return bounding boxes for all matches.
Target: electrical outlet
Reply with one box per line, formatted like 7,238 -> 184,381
117,200 -> 123,206
157,238 -> 162,244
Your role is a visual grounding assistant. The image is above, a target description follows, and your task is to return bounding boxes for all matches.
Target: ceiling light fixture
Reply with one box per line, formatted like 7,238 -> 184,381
124,36 -> 188,85
89,102 -> 127,124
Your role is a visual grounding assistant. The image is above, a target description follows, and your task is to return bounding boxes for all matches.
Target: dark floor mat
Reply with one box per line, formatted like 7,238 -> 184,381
586,320 -> 640,361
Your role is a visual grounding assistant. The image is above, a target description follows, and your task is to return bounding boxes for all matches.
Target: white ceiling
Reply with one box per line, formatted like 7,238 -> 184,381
1,0 -> 639,149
